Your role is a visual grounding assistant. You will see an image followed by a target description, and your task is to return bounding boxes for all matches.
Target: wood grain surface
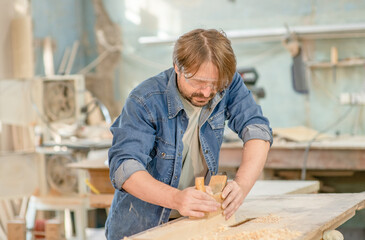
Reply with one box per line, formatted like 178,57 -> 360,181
129,192 -> 365,240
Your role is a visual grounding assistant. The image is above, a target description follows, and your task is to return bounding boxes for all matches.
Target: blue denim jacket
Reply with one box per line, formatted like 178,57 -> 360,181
106,68 -> 272,239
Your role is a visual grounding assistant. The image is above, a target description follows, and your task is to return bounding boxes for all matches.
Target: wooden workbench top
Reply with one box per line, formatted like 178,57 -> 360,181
67,158 -> 109,169
222,135 -> 365,150
247,180 -> 320,197
130,192 -> 365,240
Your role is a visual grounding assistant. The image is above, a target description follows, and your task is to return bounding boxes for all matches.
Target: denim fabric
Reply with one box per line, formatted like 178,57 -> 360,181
106,68 -> 272,239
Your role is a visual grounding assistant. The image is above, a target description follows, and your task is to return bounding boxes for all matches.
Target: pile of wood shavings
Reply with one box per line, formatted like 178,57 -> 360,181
190,214 -> 302,240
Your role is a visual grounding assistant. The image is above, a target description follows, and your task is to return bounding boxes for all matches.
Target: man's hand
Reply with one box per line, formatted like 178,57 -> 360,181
173,187 -> 221,218
221,180 -> 245,219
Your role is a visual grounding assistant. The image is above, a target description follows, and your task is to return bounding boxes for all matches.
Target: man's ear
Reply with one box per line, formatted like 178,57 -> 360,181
174,64 -> 179,74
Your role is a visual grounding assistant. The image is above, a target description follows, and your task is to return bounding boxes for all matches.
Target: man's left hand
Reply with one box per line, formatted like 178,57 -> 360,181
221,180 -> 245,219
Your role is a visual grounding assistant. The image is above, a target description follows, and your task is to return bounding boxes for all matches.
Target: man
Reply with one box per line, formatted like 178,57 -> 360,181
106,29 -> 272,239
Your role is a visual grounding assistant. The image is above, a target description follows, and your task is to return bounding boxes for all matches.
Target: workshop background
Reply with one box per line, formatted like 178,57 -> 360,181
1,0 -> 365,239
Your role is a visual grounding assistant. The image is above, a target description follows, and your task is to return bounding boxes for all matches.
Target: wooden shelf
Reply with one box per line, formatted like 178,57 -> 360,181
307,58 -> 365,68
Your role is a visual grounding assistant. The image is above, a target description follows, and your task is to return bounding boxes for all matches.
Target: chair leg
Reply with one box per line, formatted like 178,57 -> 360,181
25,197 -> 36,230
64,209 -> 73,239
74,207 -> 87,240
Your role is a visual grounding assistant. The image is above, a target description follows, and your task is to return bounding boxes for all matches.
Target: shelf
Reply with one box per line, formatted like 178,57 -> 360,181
307,58 -> 365,68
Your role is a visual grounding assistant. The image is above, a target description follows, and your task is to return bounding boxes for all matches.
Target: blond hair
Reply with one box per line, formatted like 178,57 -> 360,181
173,29 -> 236,91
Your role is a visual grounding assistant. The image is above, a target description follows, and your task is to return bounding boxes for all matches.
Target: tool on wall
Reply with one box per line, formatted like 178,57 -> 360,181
283,26 -> 309,94
237,67 -> 265,100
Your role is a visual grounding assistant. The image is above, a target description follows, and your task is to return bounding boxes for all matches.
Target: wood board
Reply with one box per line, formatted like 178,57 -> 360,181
129,192 -> 365,240
246,180 -> 320,198
273,126 -> 330,142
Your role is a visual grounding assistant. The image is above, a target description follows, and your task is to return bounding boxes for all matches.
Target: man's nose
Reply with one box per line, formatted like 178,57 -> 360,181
200,87 -> 212,97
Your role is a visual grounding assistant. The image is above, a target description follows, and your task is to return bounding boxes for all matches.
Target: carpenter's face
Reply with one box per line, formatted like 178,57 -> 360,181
175,62 -> 218,107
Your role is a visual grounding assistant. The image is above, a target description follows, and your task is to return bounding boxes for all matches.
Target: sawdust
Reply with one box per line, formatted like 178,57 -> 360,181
228,228 -> 301,240
251,214 -> 281,223
216,225 -> 230,233
190,228 -> 302,240
190,214 -> 301,240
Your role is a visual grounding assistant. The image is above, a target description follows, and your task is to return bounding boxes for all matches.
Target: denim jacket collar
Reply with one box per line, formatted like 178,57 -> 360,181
166,69 -> 184,119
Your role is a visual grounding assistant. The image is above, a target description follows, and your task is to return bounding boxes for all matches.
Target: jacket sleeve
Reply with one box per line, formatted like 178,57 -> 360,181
108,94 -> 156,190
226,72 -> 273,145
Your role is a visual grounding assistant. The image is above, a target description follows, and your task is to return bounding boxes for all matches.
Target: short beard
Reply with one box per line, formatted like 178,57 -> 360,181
183,91 -> 215,107
176,73 -> 215,107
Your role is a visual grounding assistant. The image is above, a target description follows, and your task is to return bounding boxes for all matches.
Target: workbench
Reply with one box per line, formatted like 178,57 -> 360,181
219,135 -> 365,173
129,192 -> 365,240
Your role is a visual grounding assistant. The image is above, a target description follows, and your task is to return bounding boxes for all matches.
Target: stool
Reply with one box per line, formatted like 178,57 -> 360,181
25,195 -> 88,240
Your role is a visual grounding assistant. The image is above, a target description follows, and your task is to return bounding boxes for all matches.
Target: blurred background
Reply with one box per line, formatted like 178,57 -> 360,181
1,0 -> 365,239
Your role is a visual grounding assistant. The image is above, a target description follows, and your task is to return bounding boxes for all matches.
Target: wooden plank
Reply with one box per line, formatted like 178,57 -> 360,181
266,148 -> 365,170
4,199 -> 15,220
88,169 -> 114,194
132,213 -> 236,240
67,159 -> 108,169
7,219 -> 26,240
219,141 -> 365,170
89,194 -> 114,208
128,193 -> 365,240
45,219 -> 62,240
19,196 -> 29,219
0,200 -> 10,230
0,224 -> 6,240
273,126 -> 330,142
246,180 -> 320,197
67,159 -> 113,193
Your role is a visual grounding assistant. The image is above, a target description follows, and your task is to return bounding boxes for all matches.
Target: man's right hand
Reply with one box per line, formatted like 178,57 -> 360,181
123,171 -> 220,218
173,187 -> 221,218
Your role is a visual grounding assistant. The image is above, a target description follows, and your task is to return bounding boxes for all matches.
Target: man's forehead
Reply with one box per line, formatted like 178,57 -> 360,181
188,75 -> 218,82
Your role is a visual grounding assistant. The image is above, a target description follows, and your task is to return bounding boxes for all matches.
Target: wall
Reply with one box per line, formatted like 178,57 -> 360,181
31,0 -> 97,75
0,0 -> 14,78
0,153 -> 41,197
27,0 -> 365,134
100,0 -> 365,135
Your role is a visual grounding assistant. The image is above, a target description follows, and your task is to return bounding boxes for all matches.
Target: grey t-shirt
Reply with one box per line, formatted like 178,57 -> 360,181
170,92 -> 208,218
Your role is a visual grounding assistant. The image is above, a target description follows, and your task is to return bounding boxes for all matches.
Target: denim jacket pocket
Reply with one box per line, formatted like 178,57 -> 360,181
207,110 -> 225,145
152,144 -> 175,184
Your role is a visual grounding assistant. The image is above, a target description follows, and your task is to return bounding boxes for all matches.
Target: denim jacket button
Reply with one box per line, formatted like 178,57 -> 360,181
174,176 -> 178,179
161,152 -> 166,158
205,150 -> 208,154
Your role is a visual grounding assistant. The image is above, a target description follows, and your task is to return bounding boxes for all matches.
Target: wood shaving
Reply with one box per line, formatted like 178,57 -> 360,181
215,225 -> 230,233
252,214 -> 281,223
